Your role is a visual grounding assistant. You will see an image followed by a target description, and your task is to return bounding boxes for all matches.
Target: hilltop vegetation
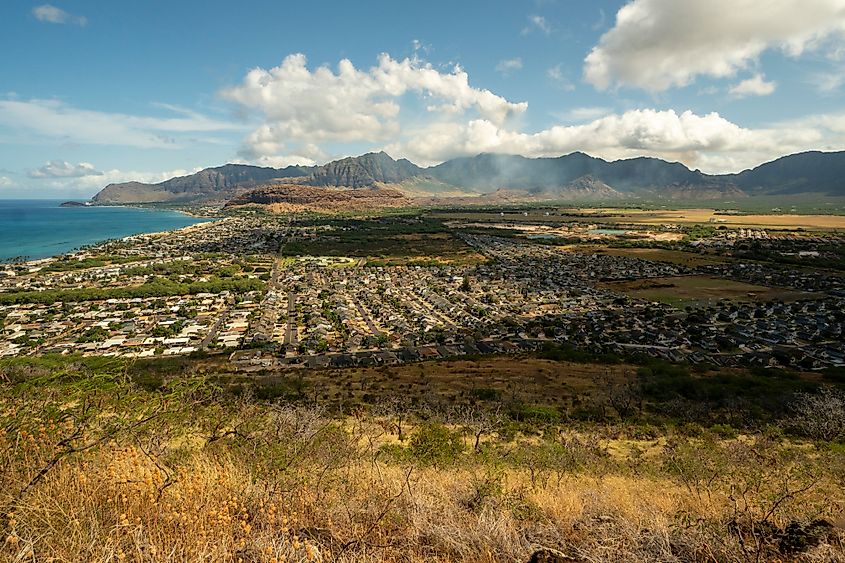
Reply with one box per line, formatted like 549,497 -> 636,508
2,354 -> 844,562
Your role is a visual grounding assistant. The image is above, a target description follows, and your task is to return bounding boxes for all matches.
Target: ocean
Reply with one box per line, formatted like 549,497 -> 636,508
0,200 -> 210,262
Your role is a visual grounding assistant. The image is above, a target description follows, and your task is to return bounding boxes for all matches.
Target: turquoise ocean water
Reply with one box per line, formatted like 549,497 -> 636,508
0,200 -> 209,262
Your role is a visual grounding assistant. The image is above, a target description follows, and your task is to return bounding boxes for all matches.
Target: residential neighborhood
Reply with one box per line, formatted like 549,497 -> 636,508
1,216 -> 842,372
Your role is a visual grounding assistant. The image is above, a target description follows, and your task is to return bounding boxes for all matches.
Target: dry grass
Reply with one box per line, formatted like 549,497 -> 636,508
256,357 -> 635,410
600,275 -> 816,308
585,246 -> 730,267
570,208 -> 845,230
434,208 -> 845,231
2,359 -> 845,562
4,438 -> 844,562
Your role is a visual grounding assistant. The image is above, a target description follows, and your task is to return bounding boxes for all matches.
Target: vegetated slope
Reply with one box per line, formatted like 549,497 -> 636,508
92,164 -> 312,204
427,152 -> 740,199
308,151 -> 424,188
728,150 -> 845,196
3,355 -> 844,562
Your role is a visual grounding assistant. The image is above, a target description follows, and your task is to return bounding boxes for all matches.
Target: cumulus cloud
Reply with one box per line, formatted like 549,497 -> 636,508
729,74 -> 778,98
29,160 -> 101,178
219,52 -> 843,174
0,176 -> 13,188
0,98 -> 243,148
32,4 -> 86,26
495,58 -> 523,76
221,53 -> 527,162
386,108 -> 834,172
585,0 -> 845,91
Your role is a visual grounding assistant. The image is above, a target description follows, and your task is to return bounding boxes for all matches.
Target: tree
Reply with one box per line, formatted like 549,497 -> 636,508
789,386 -> 845,441
454,405 -> 503,453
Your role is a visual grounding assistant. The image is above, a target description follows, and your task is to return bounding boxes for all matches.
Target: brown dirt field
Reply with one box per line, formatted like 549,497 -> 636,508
600,275 -> 816,307
578,245 -> 730,267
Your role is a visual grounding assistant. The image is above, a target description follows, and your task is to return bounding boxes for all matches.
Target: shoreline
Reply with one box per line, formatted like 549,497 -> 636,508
1,203 -> 218,267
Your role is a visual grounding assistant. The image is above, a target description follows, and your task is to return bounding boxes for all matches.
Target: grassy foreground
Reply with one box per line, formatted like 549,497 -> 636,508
1,356 -> 844,562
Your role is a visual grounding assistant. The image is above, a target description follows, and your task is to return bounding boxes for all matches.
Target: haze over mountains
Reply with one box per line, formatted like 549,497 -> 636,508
91,150 -> 845,206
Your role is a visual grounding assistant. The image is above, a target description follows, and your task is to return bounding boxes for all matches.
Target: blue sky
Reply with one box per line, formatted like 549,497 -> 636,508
2,0 -> 845,197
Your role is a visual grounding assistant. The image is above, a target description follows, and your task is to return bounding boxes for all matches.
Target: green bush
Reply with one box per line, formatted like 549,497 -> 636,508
709,423 -> 737,439
408,423 -> 465,466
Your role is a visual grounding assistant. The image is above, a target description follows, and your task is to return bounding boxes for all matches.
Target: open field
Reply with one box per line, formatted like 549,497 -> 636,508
572,208 -> 845,230
282,219 -> 486,266
245,357 -> 637,409
573,246 -> 730,267
600,275 -> 817,308
431,208 -> 845,231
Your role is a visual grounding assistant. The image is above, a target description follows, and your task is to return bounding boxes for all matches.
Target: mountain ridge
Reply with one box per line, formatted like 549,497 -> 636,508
91,149 -> 845,204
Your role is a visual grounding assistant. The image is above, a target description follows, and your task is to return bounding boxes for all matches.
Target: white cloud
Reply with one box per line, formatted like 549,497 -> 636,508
0,176 -> 13,188
216,52 -> 843,175
547,65 -> 576,91
555,106 -> 613,122
69,168 -> 199,189
29,160 -> 101,178
32,4 -> 87,26
522,15 -> 551,35
221,53 -> 527,162
808,67 -> 845,92
0,98 -> 243,148
14,166 -> 202,198
386,108 -> 838,173
585,0 -> 845,91
495,58 -> 523,76
729,74 -> 777,98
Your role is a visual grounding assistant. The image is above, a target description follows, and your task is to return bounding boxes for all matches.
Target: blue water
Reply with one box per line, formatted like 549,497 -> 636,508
0,200 -> 210,262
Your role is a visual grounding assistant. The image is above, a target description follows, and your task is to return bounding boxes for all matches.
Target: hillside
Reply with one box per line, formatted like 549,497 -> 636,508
91,149 -> 845,205
92,163 -> 312,204
730,150 -> 845,196
309,151 -> 423,188
427,152 -> 735,197
224,182 -> 412,213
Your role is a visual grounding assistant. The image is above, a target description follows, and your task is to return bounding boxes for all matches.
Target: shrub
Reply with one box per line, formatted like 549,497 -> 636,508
408,423 -> 465,466
789,386 -> 845,441
709,423 -> 737,439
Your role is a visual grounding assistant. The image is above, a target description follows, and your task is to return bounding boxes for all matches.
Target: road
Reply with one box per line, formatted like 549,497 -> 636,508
353,298 -> 383,337
284,291 -> 297,346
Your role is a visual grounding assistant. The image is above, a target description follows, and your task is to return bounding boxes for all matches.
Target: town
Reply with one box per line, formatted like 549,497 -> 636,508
1,213 -> 842,372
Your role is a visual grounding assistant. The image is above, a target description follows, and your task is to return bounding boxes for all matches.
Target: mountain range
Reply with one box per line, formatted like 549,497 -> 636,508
91,150 -> 845,206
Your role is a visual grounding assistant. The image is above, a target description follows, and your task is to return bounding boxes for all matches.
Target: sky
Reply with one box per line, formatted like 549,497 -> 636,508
1,0 -> 845,198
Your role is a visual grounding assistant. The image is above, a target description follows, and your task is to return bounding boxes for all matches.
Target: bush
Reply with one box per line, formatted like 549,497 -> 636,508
408,423 -> 465,466
709,423 -> 737,439
789,387 -> 845,441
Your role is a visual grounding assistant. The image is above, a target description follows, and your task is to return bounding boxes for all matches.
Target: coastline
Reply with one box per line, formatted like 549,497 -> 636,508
0,200 -> 215,265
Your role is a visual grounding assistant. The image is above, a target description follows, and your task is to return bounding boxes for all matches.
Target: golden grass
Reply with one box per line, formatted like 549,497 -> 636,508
2,359 -> 843,562
4,419 -> 844,562
571,208 -> 845,230
0,446 -> 741,562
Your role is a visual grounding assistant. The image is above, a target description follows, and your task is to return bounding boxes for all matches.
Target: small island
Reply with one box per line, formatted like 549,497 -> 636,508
59,200 -> 92,207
